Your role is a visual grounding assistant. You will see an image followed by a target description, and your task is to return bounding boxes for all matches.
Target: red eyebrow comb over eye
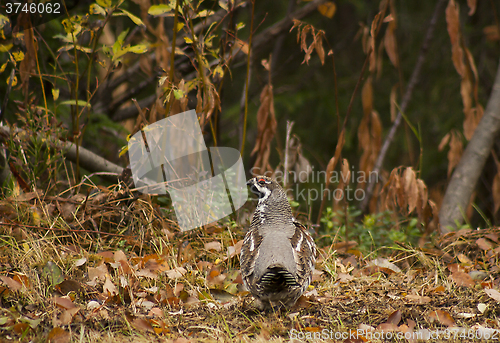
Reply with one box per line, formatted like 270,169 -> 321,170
258,178 -> 265,182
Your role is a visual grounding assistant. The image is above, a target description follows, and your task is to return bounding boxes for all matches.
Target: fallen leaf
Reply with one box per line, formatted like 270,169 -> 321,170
53,307 -> 80,326
428,310 -> 456,327
42,261 -> 64,286
337,273 -> 353,283
476,238 -> 493,251
456,253 -> 472,264
88,263 -> 108,282
103,276 -> 118,296
484,288 -> 500,302
74,257 -> 87,267
53,296 -> 76,309
165,267 -> 187,279
376,322 -> 398,332
367,257 -> 401,273
227,240 -> 243,259
47,327 -> 70,343
204,241 -> 222,252
0,275 -> 22,291
386,310 -> 402,325
55,280 -> 84,295
131,318 -> 155,333
447,263 -> 466,273
430,285 -> 446,293
136,268 -> 158,279
405,294 -> 431,304
450,271 -> 475,288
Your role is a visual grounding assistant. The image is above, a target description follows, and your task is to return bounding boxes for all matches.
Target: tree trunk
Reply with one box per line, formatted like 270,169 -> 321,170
439,59 -> 500,233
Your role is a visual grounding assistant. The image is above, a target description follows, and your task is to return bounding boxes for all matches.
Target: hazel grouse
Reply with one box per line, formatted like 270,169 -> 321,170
240,175 -> 317,309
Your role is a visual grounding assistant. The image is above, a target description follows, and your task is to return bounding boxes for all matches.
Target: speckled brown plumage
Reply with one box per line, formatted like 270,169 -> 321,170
240,175 -> 317,309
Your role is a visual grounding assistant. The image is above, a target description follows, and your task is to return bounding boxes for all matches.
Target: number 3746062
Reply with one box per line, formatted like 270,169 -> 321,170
5,2 -> 61,15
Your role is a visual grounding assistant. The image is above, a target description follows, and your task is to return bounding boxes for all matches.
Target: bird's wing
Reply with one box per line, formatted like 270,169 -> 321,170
240,228 -> 264,284
290,221 -> 317,286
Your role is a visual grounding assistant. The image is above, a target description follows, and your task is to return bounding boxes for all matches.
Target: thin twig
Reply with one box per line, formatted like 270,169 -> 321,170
284,121 -> 295,189
360,0 -> 447,212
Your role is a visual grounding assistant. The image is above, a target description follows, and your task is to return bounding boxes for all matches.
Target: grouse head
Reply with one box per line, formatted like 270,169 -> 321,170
247,175 -> 289,205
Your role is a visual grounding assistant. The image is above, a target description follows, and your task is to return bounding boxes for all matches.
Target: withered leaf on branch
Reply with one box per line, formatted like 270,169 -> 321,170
251,84 -> 277,175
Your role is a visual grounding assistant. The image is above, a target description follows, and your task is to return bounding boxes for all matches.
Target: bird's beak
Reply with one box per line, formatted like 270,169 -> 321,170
246,178 -> 254,186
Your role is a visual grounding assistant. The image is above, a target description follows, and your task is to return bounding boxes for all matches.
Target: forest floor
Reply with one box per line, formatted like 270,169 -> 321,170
0,187 -> 499,342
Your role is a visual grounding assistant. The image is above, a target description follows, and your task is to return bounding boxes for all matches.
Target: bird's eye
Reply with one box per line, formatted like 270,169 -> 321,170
258,179 -> 266,185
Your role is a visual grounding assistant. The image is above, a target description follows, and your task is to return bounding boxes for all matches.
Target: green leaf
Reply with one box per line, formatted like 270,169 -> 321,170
120,9 -> 145,27
148,4 -> 171,16
128,44 -> 148,54
173,89 -> 185,100
116,28 -> 129,45
236,22 -> 245,30
197,9 -> 213,17
90,3 -> 106,15
42,261 -> 64,286
0,43 -> 13,52
96,0 -> 111,8
60,100 -> 91,108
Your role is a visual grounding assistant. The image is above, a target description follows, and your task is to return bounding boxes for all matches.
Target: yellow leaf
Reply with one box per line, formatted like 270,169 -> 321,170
148,4 -> 171,16
7,74 -> 17,86
213,65 -> 224,79
318,1 -> 336,19
118,145 -> 128,157
176,22 -> 184,32
120,9 -> 145,27
12,51 -> 24,62
96,0 -> 111,8
52,88 -> 60,101
158,76 -> 167,86
90,3 -> 106,16
197,10 -> 213,18
174,47 -> 186,56
184,36 -> 193,44
0,61 -> 8,73
128,44 -> 148,54
218,0 -> 228,11
0,43 -> 13,52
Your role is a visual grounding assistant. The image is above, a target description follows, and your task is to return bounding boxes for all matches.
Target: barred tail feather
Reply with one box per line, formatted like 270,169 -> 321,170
259,265 -> 298,293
